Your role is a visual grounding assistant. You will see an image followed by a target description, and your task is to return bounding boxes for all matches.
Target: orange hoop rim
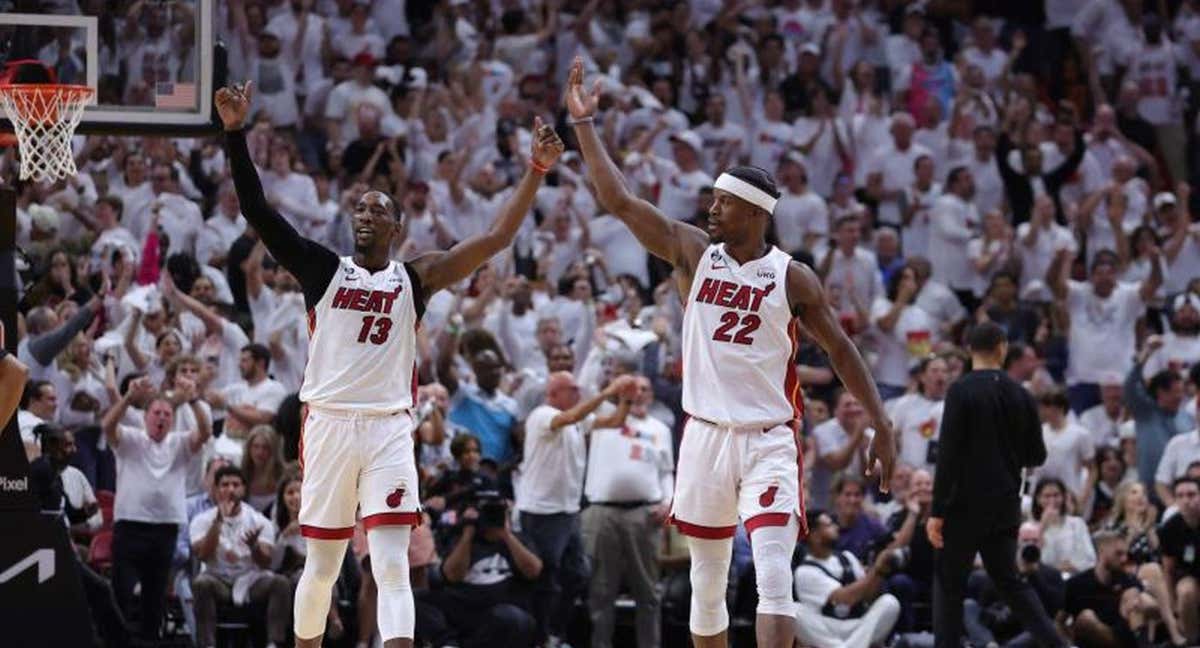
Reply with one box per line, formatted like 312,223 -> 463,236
0,82 -> 95,98
0,83 -> 94,121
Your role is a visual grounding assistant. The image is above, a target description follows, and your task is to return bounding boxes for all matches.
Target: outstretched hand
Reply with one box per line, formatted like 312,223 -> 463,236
530,116 -> 565,169
215,81 -> 254,131
564,56 -> 600,120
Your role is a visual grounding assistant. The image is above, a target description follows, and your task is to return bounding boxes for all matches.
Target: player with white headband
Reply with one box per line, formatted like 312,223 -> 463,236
564,56 -> 897,648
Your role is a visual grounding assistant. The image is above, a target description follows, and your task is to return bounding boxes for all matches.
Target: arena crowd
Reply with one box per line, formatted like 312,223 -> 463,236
5,0 -> 1200,647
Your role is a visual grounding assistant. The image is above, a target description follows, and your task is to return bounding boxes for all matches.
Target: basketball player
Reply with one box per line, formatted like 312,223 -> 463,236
1,322 -> 28,428
564,57 -> 897,648
215,82 -> 565,648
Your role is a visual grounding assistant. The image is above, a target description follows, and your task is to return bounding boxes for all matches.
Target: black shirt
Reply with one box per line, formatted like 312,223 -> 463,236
442,530 -> 537,609
1159,514 -> 1200,579
932,369 -> 1047,530
1064,569 -> 1141,628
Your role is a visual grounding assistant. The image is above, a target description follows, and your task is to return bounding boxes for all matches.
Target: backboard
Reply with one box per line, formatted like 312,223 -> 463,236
0,0 -> 225,136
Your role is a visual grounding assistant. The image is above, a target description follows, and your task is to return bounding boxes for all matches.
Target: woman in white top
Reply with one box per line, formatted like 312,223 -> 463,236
870,264 -> 936,400
1032,478 -> 1097,575
241,425 -> 286,514
54,332 -> 112,425
125,312 -> 185,389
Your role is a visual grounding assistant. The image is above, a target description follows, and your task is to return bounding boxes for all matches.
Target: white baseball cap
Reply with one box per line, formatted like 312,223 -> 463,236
1154,192 -> 1178,209
669,130 -> 703,154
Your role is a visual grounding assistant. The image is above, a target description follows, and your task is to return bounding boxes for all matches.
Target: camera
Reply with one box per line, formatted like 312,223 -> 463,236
1019,543 -> 1041,564
475,490 -> 507,530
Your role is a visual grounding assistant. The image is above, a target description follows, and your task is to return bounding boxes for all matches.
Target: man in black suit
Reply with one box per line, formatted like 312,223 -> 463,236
996,109 -> 1085,226
926,322 -> 1067,648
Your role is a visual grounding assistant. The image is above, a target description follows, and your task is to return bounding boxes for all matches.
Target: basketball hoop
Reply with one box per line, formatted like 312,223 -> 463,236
0,84 -> 94,183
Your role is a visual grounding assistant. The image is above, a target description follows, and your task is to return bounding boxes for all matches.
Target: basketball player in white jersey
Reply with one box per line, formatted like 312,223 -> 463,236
565,57 -> 897,648
216,82 -> 565,648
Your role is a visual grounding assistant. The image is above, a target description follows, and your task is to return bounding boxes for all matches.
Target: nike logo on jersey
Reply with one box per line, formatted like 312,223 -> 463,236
331,285 -> 403,314
694,278 -> 775,312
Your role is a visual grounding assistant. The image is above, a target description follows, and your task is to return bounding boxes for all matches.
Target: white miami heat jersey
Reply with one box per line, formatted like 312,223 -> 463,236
300,258 -> 420,412
681,244 -> 803,427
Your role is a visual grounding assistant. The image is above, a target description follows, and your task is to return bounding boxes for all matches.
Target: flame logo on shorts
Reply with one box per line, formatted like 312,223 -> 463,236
759,485 -> 778,508
386,487 -> 405,509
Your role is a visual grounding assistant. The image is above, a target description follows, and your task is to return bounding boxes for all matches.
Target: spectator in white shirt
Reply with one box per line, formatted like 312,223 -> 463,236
1030,477 -> 1096,575
91,196 -> 141,273
102,375 -> 211,641
1048,246 -> 1162,413
581,375 -> 673,648
890,356 -> 948,472
810,390 -> 874,511
1156,428 -> 1200,507
148,163 -> 204,259
870,264 -> 937,398
324,53 -> 396,150
772,154 -> 829,255
331,0 -> 385,59
1143,295 -> 1200,380
108,155 -> 156,243
196,182 -> 247,270
636,130 -> 713,222
694,94 -> 746,176
190,465 -> 291,648
18,379 -> 57,461
818,215 -> 884,312
864,112 -> 932,229
1016,195 -> 1078,302
966,209 -> 1016,300
927,166 -> 980,309
900,154 -> 941,259
1035,389 -> 1097,503
1079,372 -> 1127,450
518,373 -> 637,643
205,344 -> 288,444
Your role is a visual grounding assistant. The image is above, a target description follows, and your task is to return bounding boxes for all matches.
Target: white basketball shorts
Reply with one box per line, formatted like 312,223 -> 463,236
298,406 -> 420,539
669,416 -> 807,539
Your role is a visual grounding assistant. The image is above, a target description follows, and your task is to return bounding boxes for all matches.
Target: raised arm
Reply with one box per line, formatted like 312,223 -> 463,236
216,83 -> 338,308
408,116 -> 562,295
789,260 -> 895,489
0,348 -> 28,429
564,57 -> 709,269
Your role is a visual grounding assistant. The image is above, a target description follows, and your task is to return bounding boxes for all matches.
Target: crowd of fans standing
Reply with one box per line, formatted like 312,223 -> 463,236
6,0 -> 1200,647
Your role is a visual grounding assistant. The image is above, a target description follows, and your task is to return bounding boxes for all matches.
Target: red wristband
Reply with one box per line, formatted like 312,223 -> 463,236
530,160 -> 550,175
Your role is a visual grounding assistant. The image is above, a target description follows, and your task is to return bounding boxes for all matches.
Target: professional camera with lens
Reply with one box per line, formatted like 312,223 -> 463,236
475,490 -> 508,530
1019,543 -> 1041,565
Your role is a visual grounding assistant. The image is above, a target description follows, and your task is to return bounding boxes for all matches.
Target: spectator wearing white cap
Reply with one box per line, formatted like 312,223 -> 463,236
1144,296 -> 1200,381
1079,372 -> 1127,450
772,154 -> 828,255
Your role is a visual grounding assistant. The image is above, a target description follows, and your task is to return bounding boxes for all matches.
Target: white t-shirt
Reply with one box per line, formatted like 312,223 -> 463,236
113,425 -> 194,525
928,194 -> 979,291
1036,421 -> 1095,496
195,212 -> 247,267
1127,40 -> 1180,126
1166,236 -> 1200,295
822,247 -> 885,308
1015,223 -> 1078,302
694,121 -> 747,176
324,80 -> 396,144
643,156 -> 713,222
902,182 -> 942,259
773,189 -> 828,254
1066,281 -> 1144,385
749,119 -> 797,173
517,405 -> 590,514
589,215 -> 650,288
890,392 -> 945,471
1078,404 -> 1122,450
188,503 -> 276,581
584,411 -> 674,504
809,418 -> 874,511
962,46 -> 1009,89
795,550 -> 864,610
1155,430 -> 1200,486
870,298 -> 936,388
221,377 -> 288,439
864,142 -> 933,226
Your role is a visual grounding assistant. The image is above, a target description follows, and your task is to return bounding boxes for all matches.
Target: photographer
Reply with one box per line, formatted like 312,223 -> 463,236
435,493 -> 542,648
794,509 -> 902,648
964,522 -> 1066,647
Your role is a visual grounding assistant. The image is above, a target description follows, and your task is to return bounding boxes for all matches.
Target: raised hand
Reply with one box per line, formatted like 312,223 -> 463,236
215,81 -> 254,131
530,115 -> 565,169
564,56 -> 600,120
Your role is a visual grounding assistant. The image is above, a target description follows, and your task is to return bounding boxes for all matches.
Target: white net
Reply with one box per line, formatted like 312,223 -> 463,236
0,84 -> 93,183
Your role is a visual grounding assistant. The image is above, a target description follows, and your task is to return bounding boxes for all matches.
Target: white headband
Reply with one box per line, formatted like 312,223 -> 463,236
714,173 -> 777,215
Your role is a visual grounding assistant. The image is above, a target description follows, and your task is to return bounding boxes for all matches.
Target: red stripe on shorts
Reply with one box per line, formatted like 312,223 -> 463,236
744,512 -> 792,535
301,524 -> 355,539
362,512 -> 422,529
670,516 -> 736,539
298,404 -> 309,478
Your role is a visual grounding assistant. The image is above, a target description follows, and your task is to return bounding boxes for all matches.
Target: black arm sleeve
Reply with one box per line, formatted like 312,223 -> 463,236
224,129 -> 339,309
27,304 -> 96,366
